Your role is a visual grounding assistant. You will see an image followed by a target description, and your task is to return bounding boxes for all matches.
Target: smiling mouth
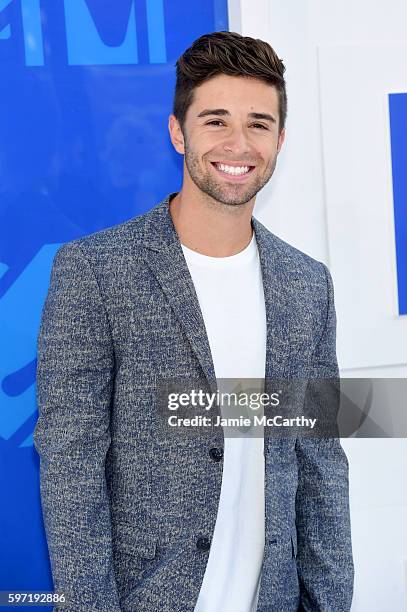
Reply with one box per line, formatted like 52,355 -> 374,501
210,162 -> 255,178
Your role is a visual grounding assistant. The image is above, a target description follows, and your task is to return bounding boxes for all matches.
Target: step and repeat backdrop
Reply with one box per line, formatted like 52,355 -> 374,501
0,0 -> 228,603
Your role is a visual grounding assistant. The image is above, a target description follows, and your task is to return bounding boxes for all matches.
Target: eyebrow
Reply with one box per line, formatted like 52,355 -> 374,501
196,108 -> 276,124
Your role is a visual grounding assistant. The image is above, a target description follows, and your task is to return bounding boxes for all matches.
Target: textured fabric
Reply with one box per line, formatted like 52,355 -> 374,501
181,232 -> 265,612
34,192 -> 354,611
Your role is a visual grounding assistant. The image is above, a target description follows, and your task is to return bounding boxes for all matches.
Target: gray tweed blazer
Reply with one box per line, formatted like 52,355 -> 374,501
34,192 -> 354,612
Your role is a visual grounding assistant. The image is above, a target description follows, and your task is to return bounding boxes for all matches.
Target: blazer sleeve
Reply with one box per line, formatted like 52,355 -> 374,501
295,262 -> 355,612
33,242 -> 121,612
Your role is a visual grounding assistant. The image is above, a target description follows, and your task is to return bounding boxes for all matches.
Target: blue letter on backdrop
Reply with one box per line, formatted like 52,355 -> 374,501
0,0 -> 44,65
64,0 -> 166,65
64,0 -> 139,65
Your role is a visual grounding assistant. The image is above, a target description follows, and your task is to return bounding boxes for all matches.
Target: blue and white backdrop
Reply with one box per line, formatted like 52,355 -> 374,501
1,1 -> 407,607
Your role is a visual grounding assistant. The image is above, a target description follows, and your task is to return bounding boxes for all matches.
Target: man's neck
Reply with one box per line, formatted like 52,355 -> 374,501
169,187 -> 255,258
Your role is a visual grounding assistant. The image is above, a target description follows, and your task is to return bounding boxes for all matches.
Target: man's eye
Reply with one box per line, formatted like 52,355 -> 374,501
205,121 -> 268,130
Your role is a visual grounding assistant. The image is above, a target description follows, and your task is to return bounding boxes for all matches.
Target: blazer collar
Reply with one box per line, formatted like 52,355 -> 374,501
140,192 -> 292,394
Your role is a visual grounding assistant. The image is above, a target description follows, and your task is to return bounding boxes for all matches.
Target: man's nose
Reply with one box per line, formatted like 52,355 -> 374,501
222,127 -> 252,155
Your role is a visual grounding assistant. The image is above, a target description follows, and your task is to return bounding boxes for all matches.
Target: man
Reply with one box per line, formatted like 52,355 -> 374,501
34,31 -> 354,611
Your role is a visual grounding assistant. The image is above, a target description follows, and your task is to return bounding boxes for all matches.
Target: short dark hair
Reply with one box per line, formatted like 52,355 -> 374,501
173,31 -> 287,133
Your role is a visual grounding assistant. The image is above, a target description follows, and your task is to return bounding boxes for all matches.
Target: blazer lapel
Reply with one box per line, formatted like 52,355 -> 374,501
140,193 -> 218,395
251,215 -> 292,383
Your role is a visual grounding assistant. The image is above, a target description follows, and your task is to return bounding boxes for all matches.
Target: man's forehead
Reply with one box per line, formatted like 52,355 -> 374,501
192,75 -> 279,105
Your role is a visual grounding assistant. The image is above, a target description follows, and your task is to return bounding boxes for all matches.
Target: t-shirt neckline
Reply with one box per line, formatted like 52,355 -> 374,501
180,231 -> 257,268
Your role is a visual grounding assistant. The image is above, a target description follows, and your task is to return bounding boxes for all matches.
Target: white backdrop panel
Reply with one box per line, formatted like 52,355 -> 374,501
318,44 -> 407,370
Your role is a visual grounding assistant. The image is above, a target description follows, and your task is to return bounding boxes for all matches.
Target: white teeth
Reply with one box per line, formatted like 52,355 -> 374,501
216,163 -> 250,175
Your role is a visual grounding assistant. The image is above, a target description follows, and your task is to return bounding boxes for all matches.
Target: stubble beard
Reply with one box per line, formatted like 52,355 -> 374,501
183,139 -> 278,207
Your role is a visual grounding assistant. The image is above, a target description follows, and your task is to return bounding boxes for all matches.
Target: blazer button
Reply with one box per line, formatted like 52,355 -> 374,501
196,536 -> 211,552
209,447 -> 223,462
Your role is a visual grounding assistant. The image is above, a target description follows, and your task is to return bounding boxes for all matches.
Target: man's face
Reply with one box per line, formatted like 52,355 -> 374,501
169,74 -> 285,207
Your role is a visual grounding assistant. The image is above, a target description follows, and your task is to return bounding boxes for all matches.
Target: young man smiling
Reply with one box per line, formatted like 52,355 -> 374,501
168,65 -> 284,258
34,32 -> 354,612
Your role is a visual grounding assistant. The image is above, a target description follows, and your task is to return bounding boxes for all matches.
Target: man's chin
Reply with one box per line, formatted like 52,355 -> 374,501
189,172 -> 258,206
216,197 -> 252,207
207,186 -> 257,207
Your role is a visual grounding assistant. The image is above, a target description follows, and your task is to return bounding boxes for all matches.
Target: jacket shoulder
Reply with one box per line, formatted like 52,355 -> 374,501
53,209 -> 152,265
253,216 -> 327,282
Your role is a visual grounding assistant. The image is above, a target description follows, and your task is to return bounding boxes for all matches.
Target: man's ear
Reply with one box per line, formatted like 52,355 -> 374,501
168,114 -> 185,155
277,127 -> 286,154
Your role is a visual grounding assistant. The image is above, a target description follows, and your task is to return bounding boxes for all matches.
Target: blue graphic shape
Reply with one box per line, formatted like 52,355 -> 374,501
145,0 -> 166,63
0,0 -> 44,63
21,0 -> 44,65
64,0 -> 139,65
0,22 -> 10,38
0,262 -> 8,279
0,0 -> 12,39
389,92 -> 407,315
20,430 -> 33,447
0,244 -> 61,442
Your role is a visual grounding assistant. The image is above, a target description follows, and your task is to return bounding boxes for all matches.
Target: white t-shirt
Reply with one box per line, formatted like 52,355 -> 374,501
181,230 -> 266,612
